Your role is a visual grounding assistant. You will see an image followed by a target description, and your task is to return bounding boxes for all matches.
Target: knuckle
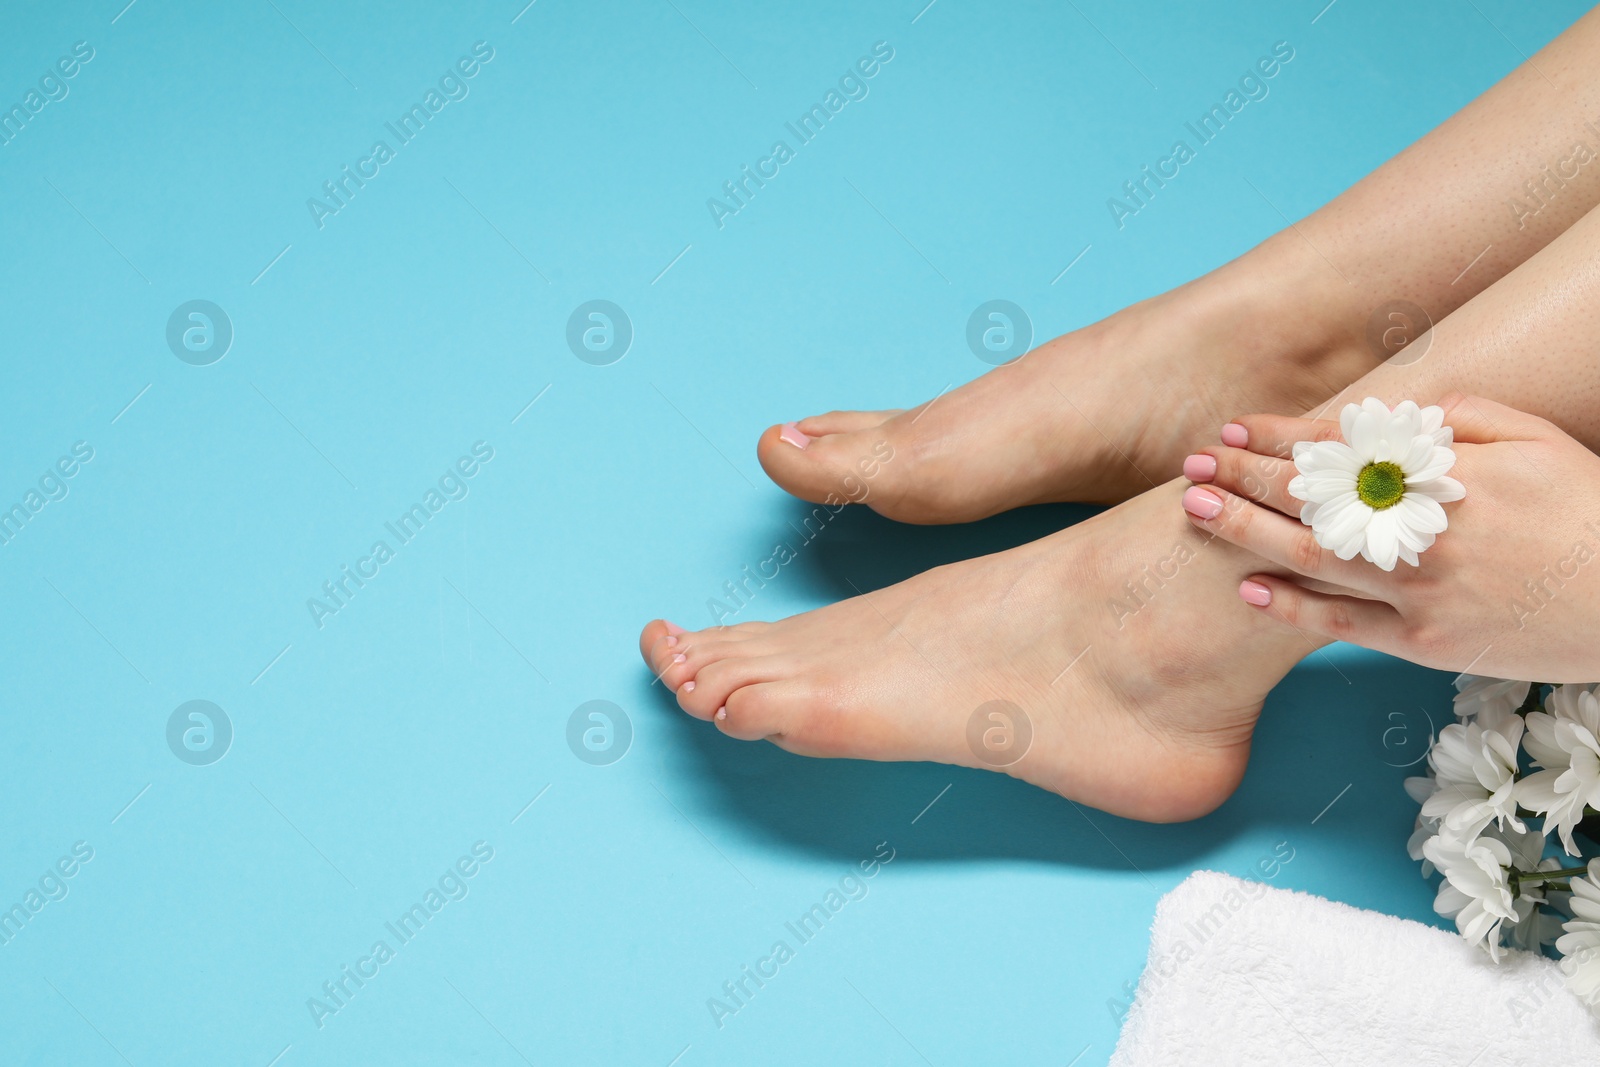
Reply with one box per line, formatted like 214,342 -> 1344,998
1407,621 -> 1445,661
1290,530 -> 1325,574
1322,601 -> 1357,640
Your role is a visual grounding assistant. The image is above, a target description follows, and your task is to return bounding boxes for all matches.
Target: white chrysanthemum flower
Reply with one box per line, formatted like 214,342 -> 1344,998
1515,685 -> 1600,856
1421,715 -> 1526,841
1288,398 -> 1466,571
1424,829 -> 1520,959
1404,773 -> 1440,876
1556,861 -> 1600,1010
1426,826 -> 1563,960
1499,825 -> 1565,952
1452,675 -> 1537,722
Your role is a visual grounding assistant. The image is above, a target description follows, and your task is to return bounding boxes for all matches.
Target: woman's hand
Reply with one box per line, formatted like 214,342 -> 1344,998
1178,393 -> 1600,683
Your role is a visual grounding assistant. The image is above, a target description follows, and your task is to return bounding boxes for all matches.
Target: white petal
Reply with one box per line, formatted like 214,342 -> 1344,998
1350,409 -> 1383,461
1394,493 -> 1448,536
1339,402 -> 1364,446
1410,476 -> 1466,504
1365,510 -> 1401,571
1405,445 -> 1459,483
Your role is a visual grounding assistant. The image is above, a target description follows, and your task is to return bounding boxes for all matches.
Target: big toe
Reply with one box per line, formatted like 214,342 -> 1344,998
756,411 -> 901,508
637,618 -> 685,674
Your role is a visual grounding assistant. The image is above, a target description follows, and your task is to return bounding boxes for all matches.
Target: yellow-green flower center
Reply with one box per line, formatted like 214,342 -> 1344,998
1356,461 -> 1406,510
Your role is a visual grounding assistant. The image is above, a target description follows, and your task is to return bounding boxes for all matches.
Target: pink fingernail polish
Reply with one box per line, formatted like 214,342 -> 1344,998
1182,454 -> 1217,481
1239,580 -> 1273,606
1221,423 -> 1248,448
673,653 -> 686,664
779,422 -> 812,449
715,707 -> 727,720
681,681 -> 696,693
1182,486 -> 1224,520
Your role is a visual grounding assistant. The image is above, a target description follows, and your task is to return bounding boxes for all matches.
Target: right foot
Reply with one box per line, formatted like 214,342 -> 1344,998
640,482 -> 1315,822
757,242 -> 1373,523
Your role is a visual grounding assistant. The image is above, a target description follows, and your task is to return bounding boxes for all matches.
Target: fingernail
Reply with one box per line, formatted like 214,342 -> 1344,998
1182,486 -> 1224,520
1239,580 -> 1273,607
672,653 -> 686,664
664,620 -> 685,636
715,706 -> 727,720
1221,423 -> 1248,448
681,681 -> 696,693
779,422 -> 812,449
1182,454 -> 1217,481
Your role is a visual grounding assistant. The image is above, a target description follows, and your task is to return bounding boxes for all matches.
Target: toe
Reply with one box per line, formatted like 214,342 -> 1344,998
678,655 -> 782,720
715,681 -> 788,742
794,408 -> 902,436
639,619 -> 685,673
756,421 -> 900,509
658,633 -> 748,690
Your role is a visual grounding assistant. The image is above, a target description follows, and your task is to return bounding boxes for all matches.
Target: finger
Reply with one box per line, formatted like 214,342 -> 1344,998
1219,413 -> 1342,459
1237,574 -> 1403,651
1185,446 -> 1300,518
1181,485 -> 1379,592
1436,392 -> 1558,445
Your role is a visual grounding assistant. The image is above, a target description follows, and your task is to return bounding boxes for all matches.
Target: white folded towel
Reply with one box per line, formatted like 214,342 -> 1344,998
1110,871 -> 1600,1065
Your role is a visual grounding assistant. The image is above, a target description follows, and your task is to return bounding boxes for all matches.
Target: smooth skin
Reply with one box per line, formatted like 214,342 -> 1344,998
641,14 -> 1600,823
1182,394 -> 1600,685
757,8 -> 1600,522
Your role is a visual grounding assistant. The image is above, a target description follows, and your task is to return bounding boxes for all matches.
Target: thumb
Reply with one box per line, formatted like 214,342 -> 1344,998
1437,392 -> 1556,445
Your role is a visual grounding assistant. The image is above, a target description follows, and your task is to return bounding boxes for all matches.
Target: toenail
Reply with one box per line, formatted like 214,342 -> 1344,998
664,620 -> 685,636
681,681 -> 696,694
673,653 -> 686,663
779,422 -> 812,449
665,634 -> 678,648
1221,423 -> 1248,448
1239,580 -> 1273,607
715,706 -> 726,720
1182,454 -> 1217,481
1182,486 -> 1225,520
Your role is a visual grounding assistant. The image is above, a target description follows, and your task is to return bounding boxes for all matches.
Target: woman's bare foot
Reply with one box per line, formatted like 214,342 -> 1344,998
639,482 -> 1313,822
757,240 -> 1374,524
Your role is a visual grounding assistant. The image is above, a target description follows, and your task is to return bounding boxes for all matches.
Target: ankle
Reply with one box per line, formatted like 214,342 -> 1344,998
1184,232 -> 1378,398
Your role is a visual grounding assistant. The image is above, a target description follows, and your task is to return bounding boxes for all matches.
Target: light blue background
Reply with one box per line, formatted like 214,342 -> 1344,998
0,1 -> 1584,1063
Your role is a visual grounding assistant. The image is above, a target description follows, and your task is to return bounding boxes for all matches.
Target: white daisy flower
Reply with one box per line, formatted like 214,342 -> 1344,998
1515,685 -> 1600,856
1288,397 -> 1466,571
1557,861 -> 1600,1010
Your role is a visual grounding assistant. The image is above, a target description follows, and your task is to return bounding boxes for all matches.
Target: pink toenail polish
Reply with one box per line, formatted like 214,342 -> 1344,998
779,422 -> 812,449
665,634 -> 678,648
715,706 -> 727,720
1239,580 -> 1273,607
1221,423 -> 1249,448
1182,454 -> 1217,481
1182,486 -> 1225,520
664,620 -> 685,636
681,681 -> 696,694
673,653 -> 686,663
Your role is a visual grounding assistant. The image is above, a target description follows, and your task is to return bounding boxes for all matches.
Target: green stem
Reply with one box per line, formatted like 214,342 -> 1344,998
1514,865 -> 1591,884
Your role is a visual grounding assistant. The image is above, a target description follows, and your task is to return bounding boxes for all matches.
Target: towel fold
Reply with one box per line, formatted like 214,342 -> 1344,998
1110,871 -> 1600,1065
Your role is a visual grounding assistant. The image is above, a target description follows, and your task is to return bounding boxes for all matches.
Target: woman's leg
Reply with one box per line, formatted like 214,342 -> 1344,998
644,196 -> 1600,823
758,7 -> 1600,522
